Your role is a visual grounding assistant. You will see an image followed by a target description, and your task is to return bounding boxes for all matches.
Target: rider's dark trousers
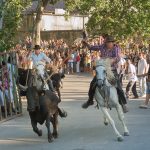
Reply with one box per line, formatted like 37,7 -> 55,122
88,76 -> 97,99
48,79 -> 55,92
88,73 -> 127,105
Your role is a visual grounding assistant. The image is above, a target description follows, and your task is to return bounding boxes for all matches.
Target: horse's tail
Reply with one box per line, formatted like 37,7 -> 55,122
58,107 -> 67,118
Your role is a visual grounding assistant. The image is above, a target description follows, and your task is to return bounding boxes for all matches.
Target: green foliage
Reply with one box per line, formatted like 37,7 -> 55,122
65,0 -> 150,39
0,0 -> 62,51
0,0 -> 31,52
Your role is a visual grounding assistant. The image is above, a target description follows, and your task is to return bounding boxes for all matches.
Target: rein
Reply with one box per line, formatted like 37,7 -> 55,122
97,83 -> 110,109
96,68 -> 110,109
45,71 -> 54,83
38,70 -> 55,88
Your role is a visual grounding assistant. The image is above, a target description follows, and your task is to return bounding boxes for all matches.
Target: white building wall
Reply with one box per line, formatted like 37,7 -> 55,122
41,15 -> 88,31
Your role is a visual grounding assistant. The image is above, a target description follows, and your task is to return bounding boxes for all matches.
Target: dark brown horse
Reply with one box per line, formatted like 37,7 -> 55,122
46,66 -> 65,101
51,72 -> 65,101
18,68 -> 67,142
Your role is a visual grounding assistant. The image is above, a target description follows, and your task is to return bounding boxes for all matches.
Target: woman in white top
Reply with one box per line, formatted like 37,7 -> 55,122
126,59 -> 139,99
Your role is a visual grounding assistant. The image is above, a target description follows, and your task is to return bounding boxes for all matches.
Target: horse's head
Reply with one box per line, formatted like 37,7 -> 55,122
34,61 -> 45,77
18,63 -> 48,93
51,73 -> 65,89
95,59 -> 115,88
95,65 -> 107,88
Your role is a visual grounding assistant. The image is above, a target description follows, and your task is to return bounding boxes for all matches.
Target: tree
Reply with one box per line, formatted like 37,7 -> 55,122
33,0 -> 59,45
0,0 -> 58,51
0,0 -> 31,51
65,0 -> 150,39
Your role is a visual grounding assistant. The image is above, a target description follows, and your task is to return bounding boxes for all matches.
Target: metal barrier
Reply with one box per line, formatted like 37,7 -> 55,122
0,51 -> 22,122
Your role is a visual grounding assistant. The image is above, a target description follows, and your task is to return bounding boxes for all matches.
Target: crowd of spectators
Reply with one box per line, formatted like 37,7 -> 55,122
0,54 -> 17,118
1,35 -> 150,119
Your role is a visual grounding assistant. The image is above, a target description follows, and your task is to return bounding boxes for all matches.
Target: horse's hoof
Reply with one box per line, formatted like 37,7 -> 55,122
53,132 -> 58,139
61,110 -> 67,118
38,130 -> 42,136
63,111 -> 67,118
117,136 -> 124,142
124,132 -> 130,136
104,122 -> 108,126
48,136 -> 54,143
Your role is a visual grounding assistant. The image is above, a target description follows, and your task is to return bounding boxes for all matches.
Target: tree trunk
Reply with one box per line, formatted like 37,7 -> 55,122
33,0 -> 43,45
34,11 -> 42,45
33,0 -> 50,45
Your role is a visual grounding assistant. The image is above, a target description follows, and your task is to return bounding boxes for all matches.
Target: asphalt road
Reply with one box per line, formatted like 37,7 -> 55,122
0,73 -> 150,150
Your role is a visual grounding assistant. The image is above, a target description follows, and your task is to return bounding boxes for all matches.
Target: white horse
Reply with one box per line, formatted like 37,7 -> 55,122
94,59 -> 129,142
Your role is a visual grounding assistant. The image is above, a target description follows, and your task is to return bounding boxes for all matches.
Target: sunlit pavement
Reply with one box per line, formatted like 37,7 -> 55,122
0,73 -> 150,150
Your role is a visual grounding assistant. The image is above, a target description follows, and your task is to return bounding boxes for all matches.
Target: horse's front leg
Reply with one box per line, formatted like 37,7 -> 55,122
60,80 -> 63,88
56,88 -> 61,102
116,104 -> 130,136
45,116 -> 53,143
101,107 -> 124,142
52,112 -> 59,139
31,120 -> 42,136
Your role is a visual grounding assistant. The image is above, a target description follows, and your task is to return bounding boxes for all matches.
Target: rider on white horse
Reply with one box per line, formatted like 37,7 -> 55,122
28,45 -> 55,92
82,35 -> 128,113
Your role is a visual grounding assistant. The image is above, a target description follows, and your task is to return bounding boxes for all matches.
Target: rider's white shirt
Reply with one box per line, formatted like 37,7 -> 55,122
28,52 -> 51,90
128,64 -> 137,82
29,52 -> 51,66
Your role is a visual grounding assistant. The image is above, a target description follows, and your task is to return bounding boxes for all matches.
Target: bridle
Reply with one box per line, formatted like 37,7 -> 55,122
96,64 -> 110,109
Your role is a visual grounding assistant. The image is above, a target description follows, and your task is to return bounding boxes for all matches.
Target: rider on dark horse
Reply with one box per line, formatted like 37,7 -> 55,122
28,45 -> 55,92
82,35 -> 128,113
26,45 -> 59,111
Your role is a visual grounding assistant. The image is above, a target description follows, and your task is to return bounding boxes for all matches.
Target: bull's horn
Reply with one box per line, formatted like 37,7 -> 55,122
18,84 -> 28,91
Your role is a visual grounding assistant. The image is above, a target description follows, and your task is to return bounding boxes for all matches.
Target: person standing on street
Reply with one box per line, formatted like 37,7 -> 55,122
126,59 -> 139,99
137,52 -> 148,97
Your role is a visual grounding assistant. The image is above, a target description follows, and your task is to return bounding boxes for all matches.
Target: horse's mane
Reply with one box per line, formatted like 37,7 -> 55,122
95,59 -> 115,81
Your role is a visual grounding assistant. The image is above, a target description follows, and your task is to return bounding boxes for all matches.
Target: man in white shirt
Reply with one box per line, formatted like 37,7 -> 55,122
28,45 -> 54,92
137,52 -> 148,97
29,45 -> 51,66
126,59 -> 138,98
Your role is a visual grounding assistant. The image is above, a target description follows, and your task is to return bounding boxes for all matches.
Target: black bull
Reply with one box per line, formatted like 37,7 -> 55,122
18,68 -> 67,142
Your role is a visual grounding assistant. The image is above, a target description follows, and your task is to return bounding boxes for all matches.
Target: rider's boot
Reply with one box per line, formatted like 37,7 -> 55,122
82,86 -> 95,109
82,96 -> 94,109
82,77 -> 96,109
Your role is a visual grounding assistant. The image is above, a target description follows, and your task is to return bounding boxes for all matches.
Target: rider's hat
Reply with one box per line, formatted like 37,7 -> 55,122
33,45 -> 41,50
105,35 -> 115,43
